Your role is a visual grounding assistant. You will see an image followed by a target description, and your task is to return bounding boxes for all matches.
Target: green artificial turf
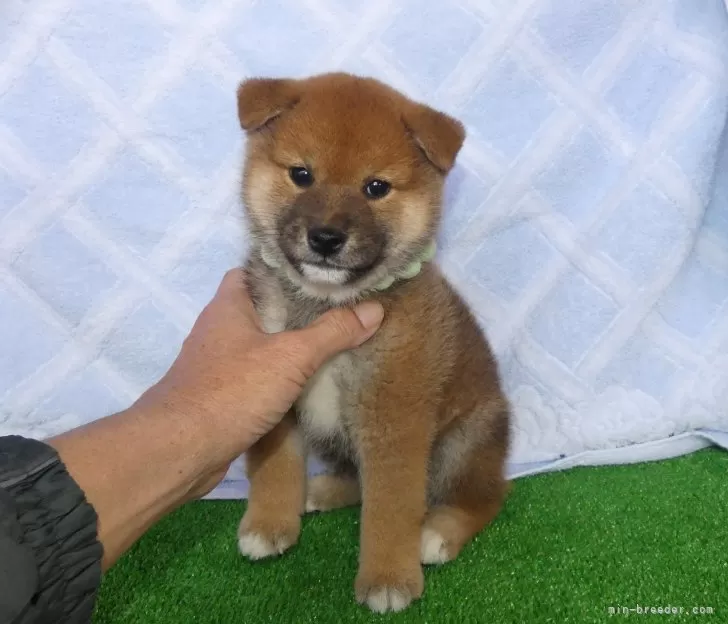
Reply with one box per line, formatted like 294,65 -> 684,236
94,448 -> 728,623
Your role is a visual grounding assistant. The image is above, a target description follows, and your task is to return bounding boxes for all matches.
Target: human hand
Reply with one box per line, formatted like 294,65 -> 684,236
136,268 -> 384,496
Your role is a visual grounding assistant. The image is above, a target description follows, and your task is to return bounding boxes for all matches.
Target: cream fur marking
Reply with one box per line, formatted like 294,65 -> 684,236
420,528 -> 450,565
429,424 -> 474,496
300,263 -> 350,285
259,244 -> 282,269
399,195 -> 431,247
296,355 -> 347,439
257,280 -> 287,334
245,166 -> 277,230
238,533 -> 290,560
365,587 -> 411,613
260,307 -> 286,334
305,495 -> 322,513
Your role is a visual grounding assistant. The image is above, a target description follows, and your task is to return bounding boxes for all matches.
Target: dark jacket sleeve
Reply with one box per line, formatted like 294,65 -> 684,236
0,436 -> 103,624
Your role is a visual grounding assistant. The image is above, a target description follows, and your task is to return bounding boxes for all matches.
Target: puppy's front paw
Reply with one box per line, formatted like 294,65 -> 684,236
238,532 -> 292,560
237,512 -> 300,560
354,565 -> 424,613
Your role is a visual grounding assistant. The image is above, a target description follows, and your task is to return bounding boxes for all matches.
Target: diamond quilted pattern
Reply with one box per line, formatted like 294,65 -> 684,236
0,0 -> 727,494
53,0 -> 170,100
82,148 -> 192,258
0,53 -> 95,166
11,222 -> 119,327
381,0 -> 485,92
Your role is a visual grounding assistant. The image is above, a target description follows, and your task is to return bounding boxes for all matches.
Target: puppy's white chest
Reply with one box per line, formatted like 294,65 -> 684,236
253,278 -> 352,440
297,356 -> 347,439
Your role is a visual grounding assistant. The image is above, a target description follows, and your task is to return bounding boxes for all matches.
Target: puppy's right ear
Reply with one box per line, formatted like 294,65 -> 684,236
237,78 -> 300,131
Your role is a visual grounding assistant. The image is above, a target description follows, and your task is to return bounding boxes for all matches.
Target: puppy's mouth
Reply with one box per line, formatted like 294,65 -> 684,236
283,254 -> 381,286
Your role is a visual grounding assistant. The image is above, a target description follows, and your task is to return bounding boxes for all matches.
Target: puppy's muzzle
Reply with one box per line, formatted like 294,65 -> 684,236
276,186 -> 387,283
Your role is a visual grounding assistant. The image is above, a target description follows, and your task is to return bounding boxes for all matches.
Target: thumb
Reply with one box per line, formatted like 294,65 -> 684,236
293,301 -> 384,371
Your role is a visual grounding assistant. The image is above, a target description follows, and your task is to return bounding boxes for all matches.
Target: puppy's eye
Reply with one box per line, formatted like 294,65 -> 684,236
289,166 -> 314,188
363,179 -> 391,199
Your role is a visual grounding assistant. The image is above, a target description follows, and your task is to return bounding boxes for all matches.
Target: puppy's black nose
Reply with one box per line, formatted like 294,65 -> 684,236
307,226 -> 348,256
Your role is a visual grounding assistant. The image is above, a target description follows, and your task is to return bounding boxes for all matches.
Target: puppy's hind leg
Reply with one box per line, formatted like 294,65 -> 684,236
305,473 -> 360,513
305,457 -> 360,513
421,410 -> 510,566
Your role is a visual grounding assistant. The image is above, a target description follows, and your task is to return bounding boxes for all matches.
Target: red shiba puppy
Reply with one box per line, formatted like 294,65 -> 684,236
235,72 -> 510,613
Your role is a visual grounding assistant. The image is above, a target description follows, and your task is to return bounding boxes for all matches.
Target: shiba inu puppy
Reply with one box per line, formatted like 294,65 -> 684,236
235,72 -> 510,613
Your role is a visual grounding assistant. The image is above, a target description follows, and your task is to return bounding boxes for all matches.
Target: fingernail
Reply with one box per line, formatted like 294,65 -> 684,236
354,301 -> 384,331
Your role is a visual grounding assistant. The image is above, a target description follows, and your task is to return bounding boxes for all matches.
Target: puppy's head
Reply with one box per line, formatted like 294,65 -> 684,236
237,72 -> 464,301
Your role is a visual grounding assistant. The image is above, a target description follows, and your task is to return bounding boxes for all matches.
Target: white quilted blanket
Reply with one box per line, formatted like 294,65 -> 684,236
1,0 -> 727,499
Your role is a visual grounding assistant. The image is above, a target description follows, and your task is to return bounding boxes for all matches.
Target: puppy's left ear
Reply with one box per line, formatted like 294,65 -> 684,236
403,104 -> 465,173
237,78 -> 300,131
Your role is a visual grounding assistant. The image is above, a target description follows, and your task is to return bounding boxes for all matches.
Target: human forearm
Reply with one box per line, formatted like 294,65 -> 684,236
48,392 -> 223,571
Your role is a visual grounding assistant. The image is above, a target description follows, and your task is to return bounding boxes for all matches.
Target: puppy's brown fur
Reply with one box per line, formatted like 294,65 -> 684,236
235,72 -> 510,613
